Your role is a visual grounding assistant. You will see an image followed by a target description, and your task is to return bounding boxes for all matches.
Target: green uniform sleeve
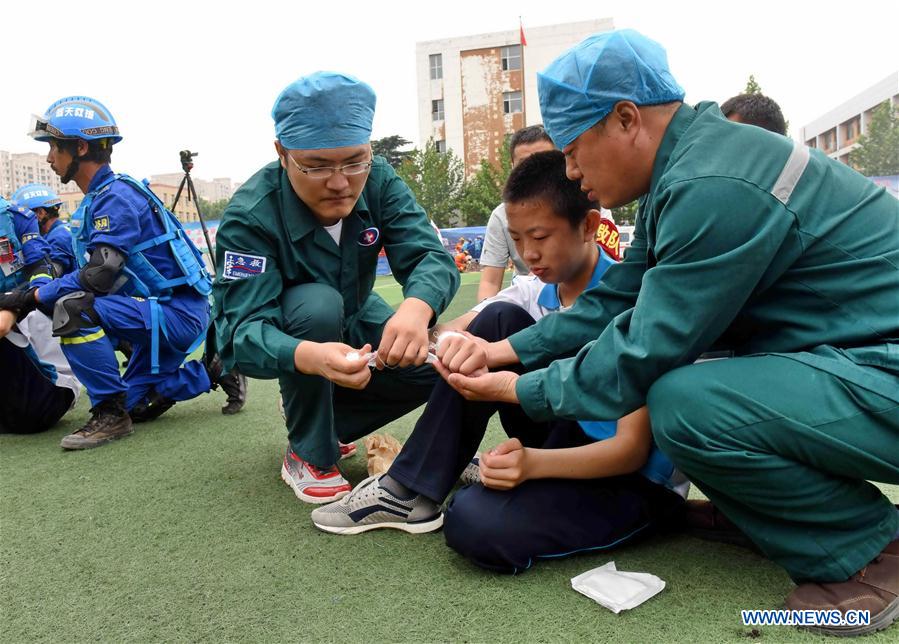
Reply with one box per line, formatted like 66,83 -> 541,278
508,200 -> 648,368
378,165 -> 460,320
213,213 -> 299,378
516,177 -> 797,421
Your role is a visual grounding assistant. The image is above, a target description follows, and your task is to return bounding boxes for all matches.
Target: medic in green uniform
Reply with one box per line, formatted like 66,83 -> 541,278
213,72 -> 459,503
445,31 -> 899,636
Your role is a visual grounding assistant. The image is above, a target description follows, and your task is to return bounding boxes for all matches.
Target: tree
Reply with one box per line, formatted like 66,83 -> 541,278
372,135 -> 412,168
744,75 -> 762,95
611,200 -> 639,226
850,100 -> 899,176
458,142 -> 512,226
198,198 -> 229,221
395,139 -> 465,227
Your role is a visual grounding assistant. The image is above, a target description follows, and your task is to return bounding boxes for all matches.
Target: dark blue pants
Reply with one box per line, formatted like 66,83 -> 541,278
0,338 -> 74,433
388,302 -> 684,573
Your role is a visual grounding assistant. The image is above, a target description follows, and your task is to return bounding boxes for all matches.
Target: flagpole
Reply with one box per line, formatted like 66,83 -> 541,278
519,16 -> 527,126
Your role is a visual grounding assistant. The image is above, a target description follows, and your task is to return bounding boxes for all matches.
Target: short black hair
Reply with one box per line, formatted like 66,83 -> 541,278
720,94 -> 787,135
509,124 -> 553,159
502,150 -> 598,228
42,205 -> 61,219
55,137 -> 113,164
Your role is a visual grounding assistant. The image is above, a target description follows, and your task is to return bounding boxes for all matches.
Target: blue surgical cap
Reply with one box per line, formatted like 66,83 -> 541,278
537,29 -> 685,149
272,71 -> 376,150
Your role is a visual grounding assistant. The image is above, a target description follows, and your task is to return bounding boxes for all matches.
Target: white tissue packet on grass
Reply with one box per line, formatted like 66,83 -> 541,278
570,561 -> 665,614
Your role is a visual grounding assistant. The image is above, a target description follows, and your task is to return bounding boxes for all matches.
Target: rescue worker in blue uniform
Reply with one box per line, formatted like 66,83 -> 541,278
0,196 -> 55,291
442,30 -> 899,636
12,184 -> 77,275
5,96 -> 217,450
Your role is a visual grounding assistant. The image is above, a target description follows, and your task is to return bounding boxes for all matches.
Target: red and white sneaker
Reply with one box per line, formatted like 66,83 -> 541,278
281,448 -> 352,504
339,441 -> 357,460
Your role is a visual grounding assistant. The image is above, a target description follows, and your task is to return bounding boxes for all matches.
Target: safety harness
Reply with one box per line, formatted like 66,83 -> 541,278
72,174 -> 212,373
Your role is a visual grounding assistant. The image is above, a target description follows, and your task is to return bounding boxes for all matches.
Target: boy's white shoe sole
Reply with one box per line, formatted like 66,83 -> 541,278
312,513 -> 444,535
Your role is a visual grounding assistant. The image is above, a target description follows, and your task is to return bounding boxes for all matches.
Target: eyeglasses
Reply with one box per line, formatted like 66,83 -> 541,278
287,153 -> 373,179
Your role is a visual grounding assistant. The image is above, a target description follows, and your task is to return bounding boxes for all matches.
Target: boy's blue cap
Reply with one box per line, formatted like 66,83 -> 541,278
537,29 -> 685,149
272,71 -> 376,150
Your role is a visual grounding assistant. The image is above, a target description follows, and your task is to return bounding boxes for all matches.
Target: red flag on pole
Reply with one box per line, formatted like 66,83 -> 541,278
519,18 -> 527,46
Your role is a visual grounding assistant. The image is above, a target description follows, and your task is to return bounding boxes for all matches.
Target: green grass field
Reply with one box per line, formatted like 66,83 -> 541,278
2,271 -> 896,642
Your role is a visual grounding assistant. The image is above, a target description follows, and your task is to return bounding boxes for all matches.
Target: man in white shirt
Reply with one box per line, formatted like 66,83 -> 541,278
476,126 -> 555,301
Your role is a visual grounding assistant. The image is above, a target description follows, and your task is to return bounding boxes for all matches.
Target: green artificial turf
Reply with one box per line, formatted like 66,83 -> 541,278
2,270 -> 897,642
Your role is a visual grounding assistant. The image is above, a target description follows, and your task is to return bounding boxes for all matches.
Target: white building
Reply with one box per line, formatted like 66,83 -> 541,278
800,72 -> 898,165
148,173 -> 237,203
1,151 -> 69,199
415,18 -> 614,175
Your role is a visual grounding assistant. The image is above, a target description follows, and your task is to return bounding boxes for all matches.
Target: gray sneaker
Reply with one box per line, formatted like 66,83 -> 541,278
310,475 -> 443,535
460,457 -> 481,486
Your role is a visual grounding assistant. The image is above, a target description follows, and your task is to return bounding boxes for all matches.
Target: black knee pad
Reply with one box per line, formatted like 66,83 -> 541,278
51,291 -> 100,336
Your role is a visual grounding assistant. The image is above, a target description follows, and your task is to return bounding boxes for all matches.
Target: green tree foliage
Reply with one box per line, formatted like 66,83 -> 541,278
372,135 -> 412,168
744,75 -> 762,95
850,100 -> 899,176
459,143 -> 513,226
611,200 -> 639,226
198,198 -> 229,221
395,139 -> 465,227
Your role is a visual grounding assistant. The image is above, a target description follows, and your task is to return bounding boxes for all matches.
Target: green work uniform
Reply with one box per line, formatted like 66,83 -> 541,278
213,157 -> 459,467
510,103 -> 899,582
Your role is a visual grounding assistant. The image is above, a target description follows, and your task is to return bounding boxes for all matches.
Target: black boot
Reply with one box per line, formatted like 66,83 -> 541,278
219,370 -> 247,415
129,389 -> 176,423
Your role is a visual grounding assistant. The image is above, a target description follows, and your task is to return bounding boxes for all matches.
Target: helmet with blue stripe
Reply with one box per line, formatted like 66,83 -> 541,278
29,96 -> 122,144
12,183 -> 62,210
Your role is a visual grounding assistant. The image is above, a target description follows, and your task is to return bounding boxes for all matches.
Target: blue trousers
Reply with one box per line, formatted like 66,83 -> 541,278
59,292 -> 211,409
389,303 -> 684,573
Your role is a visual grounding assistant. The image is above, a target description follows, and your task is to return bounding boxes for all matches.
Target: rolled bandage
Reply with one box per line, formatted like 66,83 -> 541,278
346,351 -> 378,367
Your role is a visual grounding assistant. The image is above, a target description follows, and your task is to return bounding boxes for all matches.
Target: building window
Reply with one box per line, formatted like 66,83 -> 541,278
503,91 -> 522,114
435,140 -> 447,154
432,99 -> 444,121
501,45 -> 521,71
429,54 -> 443,80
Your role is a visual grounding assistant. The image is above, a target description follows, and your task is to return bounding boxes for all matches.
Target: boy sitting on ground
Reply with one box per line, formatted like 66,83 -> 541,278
311,151 -> 687,573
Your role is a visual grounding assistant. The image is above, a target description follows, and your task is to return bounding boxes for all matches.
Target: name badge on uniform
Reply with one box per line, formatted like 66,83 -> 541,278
223,251 -> 267,280
93,215 -> 110,232
358,227 -> 380,247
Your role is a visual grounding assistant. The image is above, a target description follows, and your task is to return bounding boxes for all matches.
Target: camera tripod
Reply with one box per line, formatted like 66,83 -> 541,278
169,150 -> 248,414
170,150 -> 215,258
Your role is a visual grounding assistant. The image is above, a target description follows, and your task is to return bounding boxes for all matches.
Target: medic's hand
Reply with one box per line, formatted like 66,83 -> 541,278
377,297 -> 433,369
295,341 -> 373,390
0,288 -> 37,315
0,309 -> 16,339
435,331 -> 488,376
479,438 -> 531,490
435,365 -> 519,404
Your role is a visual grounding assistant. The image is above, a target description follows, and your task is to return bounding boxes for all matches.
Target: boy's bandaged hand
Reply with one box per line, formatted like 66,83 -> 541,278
435,331 -> 488,376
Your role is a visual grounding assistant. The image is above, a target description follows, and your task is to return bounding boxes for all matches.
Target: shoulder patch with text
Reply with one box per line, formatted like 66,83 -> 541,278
20,233 -> 39,243
93,215 -> 110,232
223,251 -> 267,280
